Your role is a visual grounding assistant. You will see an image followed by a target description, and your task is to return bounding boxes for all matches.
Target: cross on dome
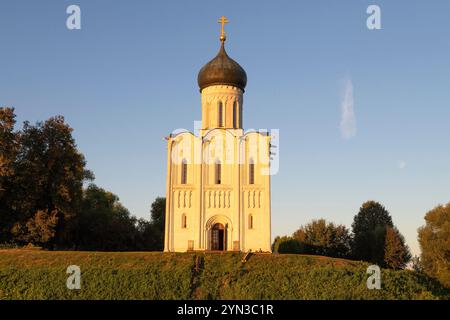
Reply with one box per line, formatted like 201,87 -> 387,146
218,16 -> 229,42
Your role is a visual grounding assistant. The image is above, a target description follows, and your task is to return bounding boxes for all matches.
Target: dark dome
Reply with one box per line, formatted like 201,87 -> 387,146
197,42 -> 247,91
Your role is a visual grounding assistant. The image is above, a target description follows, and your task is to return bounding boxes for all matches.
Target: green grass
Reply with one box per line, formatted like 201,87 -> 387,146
0,249 -> 447,300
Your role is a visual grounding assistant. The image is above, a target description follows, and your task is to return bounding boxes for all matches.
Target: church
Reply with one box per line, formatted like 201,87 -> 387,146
164,17 -> 272,253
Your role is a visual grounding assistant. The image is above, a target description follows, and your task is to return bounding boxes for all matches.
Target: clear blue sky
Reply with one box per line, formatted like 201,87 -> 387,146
1,0 -> 450,255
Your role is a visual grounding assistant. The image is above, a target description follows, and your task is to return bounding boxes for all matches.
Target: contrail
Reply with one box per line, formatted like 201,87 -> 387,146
340,77 -> 356,140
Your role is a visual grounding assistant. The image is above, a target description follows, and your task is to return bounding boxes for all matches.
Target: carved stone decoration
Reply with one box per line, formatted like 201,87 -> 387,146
258,191 -> 261,208
218,191 -> 221,208
208,191 -> 211,208
223,191 -> 226,208
253,190 -> 256,208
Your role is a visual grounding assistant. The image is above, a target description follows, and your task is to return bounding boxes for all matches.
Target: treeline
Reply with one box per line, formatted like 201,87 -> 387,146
273,200 -> 450,289
273,201 -> 412,269
0,107 -> 164,251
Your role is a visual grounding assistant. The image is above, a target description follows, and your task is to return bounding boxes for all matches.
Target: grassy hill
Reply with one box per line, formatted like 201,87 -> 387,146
0,249 -> 447,300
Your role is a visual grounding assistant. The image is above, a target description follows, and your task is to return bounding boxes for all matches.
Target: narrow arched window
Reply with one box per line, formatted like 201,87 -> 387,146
218,101 -> 223,127
182,214 -> 187,229
248,214 -> 253,229
249,158 -> 255,185
181,158 -> 187,184
233,101 -> 238,128
215,159 -> 221,184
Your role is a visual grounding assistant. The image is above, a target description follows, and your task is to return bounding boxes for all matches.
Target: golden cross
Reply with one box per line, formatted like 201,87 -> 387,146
218,16 -> 229,42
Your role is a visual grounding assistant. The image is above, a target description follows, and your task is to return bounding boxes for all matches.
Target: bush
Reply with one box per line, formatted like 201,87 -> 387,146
273,236 -> 304,254
293,219 -> 351,258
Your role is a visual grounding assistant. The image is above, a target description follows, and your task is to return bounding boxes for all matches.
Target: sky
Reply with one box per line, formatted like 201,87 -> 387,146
1,0 -> 450,256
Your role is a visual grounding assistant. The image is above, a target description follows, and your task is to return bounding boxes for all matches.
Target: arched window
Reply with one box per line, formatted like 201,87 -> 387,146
249,158 -> 255,185
218,101 -> 223,127
181,159 -> 187,184
233,101 -> 238,128
248,214 -> 253,229
182,213 -> 187,229
215,159 -> 221,184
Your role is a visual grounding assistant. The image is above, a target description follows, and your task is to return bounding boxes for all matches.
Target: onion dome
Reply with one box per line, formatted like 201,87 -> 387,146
197,17 -> 247,91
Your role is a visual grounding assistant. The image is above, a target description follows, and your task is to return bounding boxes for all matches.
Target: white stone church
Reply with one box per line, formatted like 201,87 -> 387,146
164,18 -> 272,252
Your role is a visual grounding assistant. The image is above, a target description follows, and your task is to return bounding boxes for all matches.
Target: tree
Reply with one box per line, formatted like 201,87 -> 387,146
418,203 -> 450,288
0,109 -> 167,251
332,224 -> 353,258
272,236 -> 303,254
74,184 -> 138,251
135,218 -> 156,250
149,197 -> 166,251
411,256 -> 423,273
351,201 -> 393,265
384,226 -> 411,269
24,210 -> 59,246
10,115 -> 92,248
73,186 -> 165,251
0,107 -> 18,242
293,219 -> 351,258
0,107 -> 16,182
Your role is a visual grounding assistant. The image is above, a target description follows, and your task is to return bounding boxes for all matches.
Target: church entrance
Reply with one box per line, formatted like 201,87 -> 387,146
211,223 -> 225,251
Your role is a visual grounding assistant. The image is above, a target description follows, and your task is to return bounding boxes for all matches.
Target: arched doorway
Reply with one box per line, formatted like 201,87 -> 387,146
211,223 -> 226,251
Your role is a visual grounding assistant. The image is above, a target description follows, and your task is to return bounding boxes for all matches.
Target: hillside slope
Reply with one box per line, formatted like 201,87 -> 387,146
0,250 -> 447,300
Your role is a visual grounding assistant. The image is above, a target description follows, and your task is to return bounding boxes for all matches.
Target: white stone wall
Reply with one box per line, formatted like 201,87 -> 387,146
201,85 -> 243,130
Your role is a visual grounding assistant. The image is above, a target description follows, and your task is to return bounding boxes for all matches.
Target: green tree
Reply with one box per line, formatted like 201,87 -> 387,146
0,110 -> 166,251
71,186 -> 165,251
351,201 -> 393,265
418,203 -> 450,288
272,236 -> 304,254
149,197 -> 166,251
0,107 -> 18,242
293,219 -> 351,258
384,226 -> 411,269
23,210 -> 59,246
74,184 -> 138,251
10,115 -> 92,248
135,218 -> 156,250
